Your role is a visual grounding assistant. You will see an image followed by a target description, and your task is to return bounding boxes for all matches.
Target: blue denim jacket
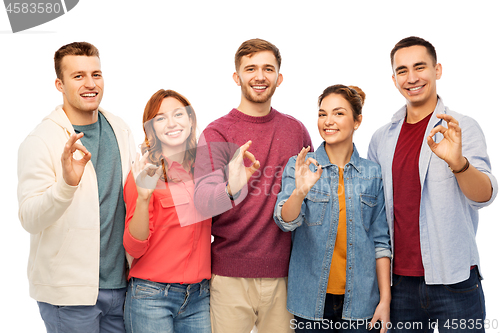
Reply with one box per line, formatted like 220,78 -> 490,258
274,143 -> 391,320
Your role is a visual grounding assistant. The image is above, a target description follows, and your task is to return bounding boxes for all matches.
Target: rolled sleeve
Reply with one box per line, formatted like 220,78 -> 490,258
274,199 -> 303,232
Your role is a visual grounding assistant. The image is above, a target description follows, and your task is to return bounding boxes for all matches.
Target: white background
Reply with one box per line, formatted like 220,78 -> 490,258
1,1 -> 499,331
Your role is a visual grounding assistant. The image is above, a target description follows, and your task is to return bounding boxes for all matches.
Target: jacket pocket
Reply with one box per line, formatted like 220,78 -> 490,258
52,228 -> 99,286
304,188 -> 330,226
360,193 -> 377,232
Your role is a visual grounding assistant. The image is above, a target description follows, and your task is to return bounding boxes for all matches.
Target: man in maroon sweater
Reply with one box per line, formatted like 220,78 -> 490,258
194,39 -> 312,332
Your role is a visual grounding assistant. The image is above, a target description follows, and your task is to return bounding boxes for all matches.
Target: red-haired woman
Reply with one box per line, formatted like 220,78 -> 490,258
123,89 -> 211,333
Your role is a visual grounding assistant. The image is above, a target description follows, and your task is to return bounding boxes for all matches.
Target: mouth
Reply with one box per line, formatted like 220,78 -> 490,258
324,129 -> 339,135
166,130 -> 182,136
81,92 -> 98,98
251,85 -> 268,92
406,85 -> 425,94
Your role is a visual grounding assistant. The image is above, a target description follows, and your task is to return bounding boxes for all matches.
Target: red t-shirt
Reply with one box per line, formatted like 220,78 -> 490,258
392,113 -> 432,276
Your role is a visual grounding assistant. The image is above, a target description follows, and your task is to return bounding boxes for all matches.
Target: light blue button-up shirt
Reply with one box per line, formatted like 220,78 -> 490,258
274,143 -> 391,320
367,97 -> 497,285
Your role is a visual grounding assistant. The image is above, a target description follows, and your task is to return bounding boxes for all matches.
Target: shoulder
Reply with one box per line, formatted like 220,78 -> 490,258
99,108 -> 132,132
275,110 -> 308,129
358,156 -> 382,177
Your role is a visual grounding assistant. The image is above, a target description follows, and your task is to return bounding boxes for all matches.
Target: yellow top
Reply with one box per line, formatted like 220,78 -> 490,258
327,168 -> 346,295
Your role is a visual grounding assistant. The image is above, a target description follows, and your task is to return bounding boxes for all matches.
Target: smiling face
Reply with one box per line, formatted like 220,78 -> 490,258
151,97 -> 192,155
55,55 -> 103,125
392,45 -> 442,113
233,50 -> 283,105
318,93 -> 361,148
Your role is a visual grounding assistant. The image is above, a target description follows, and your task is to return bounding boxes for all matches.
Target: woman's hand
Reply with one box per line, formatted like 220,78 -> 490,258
294,146 -> 322,198
132,151 -> 161,200
369,301 -> 390,333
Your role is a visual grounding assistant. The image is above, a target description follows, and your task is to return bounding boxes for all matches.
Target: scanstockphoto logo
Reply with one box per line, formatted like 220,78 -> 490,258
3,0 -> 78,33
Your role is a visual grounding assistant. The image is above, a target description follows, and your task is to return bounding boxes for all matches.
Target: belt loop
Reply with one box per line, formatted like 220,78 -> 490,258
165,283 -> 171,297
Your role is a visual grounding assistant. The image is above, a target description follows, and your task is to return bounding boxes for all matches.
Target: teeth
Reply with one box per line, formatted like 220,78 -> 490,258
167,130 -> 182,136
253,86 -> 266,89
82,93 -> 97,97
325,129 -> 337,133
409,86 -> 423,91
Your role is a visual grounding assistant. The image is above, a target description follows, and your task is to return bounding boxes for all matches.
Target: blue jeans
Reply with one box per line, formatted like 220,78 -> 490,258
38,288 -> 126,333
124,277 -> 210,333
390,267 -> 485,332
293,294 -> 377,333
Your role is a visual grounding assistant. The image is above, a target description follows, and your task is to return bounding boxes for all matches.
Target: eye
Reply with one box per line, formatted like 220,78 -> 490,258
416,66 -> 425,71
155,116 -> 165,122
397,70 -> 407,75
74,75 -> 82,79
174,112 -> 184,117
93,73 -> 102,78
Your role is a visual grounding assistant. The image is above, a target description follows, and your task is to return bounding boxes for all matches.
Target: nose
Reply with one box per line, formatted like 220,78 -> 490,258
255,68 -> 265,81
165,115 -> 176,128
325,114 -> 335,126
84,76 -> 96,89
407,69 -> 419,84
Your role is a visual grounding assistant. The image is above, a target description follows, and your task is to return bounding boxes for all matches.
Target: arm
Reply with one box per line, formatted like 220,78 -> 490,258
281,146 -> 322,222
18,133 -> 91,234
194,131 -> 258,217
370,257 -> 391,333
369,173 -> 391,332
126,152 -> 161,241
427,114 -> 493,203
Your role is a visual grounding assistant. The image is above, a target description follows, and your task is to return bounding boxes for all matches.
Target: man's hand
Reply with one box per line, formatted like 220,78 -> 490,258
427,114 -> 466,171
61,133 -> 91,186
227,140 -> 260,196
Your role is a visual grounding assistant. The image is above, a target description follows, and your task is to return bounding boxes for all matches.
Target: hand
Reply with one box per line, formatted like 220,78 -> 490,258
132,151 -> 162,200
61,133 -> 92,186
294,146 -> 322,198
427,114 -> 466,171
227,140 -> 260,196
369,301 -> 390,333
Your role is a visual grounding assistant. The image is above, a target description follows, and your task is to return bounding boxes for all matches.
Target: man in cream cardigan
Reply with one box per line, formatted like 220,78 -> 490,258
17,42 -> 135,333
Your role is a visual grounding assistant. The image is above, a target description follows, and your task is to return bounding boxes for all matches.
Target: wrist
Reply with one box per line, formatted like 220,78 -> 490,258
448,156 -> 469,174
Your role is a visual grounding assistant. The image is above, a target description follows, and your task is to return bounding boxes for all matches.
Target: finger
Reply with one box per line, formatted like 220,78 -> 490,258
243,150 -> 257,164
427,135 -> 437,150
305,157 -> 319,167
238,140 -> 253,155
436,113 -> 458,125
428,125 -> 447,138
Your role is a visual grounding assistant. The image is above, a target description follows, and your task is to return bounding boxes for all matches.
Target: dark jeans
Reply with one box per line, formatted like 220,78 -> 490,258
390,267 -> 485,332
293,294 -> 377,333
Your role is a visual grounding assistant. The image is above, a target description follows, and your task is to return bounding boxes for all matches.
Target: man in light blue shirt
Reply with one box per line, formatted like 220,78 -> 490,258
368,36 -> 497,332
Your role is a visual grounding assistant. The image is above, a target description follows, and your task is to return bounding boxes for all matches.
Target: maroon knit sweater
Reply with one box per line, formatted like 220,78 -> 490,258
194,108 -> 312,278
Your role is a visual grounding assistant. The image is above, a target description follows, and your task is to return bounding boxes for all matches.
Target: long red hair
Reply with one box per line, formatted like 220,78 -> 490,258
141,89 -> 197,181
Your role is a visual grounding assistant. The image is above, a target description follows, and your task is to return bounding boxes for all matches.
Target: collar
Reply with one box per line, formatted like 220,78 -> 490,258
391,95 -> 446,124
314,142 -> 362,174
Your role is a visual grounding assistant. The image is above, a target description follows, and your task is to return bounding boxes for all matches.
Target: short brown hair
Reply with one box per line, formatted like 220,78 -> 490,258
390,36 -> 437,68
235,38 -> 281,71
318,85 -> 365,121
54,42 -> 100,81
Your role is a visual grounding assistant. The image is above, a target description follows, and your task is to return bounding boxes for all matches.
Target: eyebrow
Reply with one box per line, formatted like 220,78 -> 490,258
243,64 -> 276,70
318,107 -> 347,113
395,61 -> 428,73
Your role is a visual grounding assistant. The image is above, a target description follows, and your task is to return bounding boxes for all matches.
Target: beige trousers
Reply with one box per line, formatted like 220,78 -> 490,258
210,274 -> 294,333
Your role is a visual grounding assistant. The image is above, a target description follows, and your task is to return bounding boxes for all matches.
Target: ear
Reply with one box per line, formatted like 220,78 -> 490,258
55,78 -> 64,93
276,73 -> 283,87
435,63 -> 443,80
355,114 -> 363,129
233,72 -> 241,86
391,74 -> 397,88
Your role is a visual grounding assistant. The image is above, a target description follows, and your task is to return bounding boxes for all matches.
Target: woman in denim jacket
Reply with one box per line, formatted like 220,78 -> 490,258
274,85 -> 391,332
